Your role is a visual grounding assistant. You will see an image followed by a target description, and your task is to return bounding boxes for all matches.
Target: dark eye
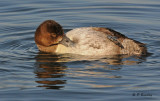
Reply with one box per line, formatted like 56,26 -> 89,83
51,33 -> 57,38
66,40 -> 69,42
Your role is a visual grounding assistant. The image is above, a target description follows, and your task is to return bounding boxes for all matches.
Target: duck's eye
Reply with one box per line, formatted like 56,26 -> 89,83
66,40 -> 69,42
51,33 -> 57,38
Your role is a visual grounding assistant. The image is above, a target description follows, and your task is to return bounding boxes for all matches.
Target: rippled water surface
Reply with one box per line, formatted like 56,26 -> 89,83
0,0 -> 160,101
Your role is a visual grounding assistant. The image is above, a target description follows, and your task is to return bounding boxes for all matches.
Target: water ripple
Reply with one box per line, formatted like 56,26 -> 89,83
0,0 -> 160,101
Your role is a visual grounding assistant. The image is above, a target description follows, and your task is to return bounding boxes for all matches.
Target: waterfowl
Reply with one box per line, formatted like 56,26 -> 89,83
35,20 -> 147,56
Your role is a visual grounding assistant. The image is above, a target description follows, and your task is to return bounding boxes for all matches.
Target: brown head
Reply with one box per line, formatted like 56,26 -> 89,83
35,20 -> 64,52
35,20 -> 75,53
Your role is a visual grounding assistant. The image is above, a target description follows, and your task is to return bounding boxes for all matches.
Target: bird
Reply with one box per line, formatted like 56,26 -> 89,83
35,20 -> 147,56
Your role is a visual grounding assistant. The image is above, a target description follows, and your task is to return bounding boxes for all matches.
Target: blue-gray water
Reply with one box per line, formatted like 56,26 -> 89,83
0,0 -> 160,101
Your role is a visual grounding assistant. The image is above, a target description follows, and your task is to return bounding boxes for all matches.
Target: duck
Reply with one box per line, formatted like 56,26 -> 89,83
35,20 -> 147,56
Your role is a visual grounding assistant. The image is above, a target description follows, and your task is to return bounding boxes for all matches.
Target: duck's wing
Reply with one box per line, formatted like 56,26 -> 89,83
92,27 -> 147,55
106,34 -> 124,49
107,28 -> 146,47
92,27 -> 126,48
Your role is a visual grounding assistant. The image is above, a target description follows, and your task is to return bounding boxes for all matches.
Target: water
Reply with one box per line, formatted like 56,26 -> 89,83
0,0 -> 160,101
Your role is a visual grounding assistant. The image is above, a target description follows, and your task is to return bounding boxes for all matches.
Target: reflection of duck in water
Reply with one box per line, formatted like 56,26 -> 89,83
35,20 -> 147,56
34,52 -> 147,89
35,53 -> 67,89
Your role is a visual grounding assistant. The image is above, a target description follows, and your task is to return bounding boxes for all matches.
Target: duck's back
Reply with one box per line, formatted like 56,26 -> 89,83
65,27 -> 121,55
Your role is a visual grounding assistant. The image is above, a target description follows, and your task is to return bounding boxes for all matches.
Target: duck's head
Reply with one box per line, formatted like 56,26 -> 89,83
35,20 -> 74,52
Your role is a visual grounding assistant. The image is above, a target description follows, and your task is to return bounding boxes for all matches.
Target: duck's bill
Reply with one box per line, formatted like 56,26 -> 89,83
59,35 -> 75,47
